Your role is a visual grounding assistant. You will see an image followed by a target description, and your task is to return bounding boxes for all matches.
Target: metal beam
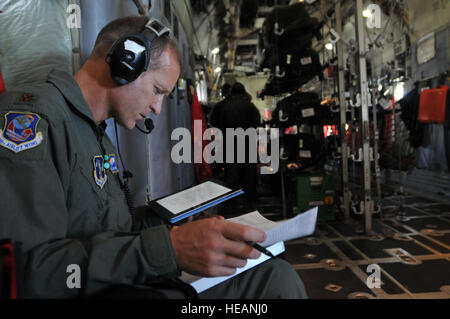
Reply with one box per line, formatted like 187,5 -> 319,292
131,0 -> 148,16
355,0 -> 374,233
370,57 -> 382,217
336,1 -> 351,220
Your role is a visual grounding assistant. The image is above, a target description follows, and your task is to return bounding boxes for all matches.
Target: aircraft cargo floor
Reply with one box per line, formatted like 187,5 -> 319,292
284,194 -> 450,299
220,191 -> 450,299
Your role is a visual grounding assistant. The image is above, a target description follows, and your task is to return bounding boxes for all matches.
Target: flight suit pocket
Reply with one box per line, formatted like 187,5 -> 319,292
79,163 -> 131,231
64,161 -> 106,238
77,164 -> 108,222
105,173 -> 132,231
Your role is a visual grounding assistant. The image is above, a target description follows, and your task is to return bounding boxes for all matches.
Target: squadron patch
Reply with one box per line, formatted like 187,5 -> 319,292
0,112 -> 43,153
93,155 -> 108,188
108,154 -> 119,174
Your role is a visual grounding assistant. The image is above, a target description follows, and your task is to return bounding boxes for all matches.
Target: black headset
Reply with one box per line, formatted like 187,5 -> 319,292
106,18 -> 170,134
105,18 -> 171,86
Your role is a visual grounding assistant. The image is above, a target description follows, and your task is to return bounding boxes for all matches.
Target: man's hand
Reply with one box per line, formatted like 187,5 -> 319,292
169,216 -> 266,277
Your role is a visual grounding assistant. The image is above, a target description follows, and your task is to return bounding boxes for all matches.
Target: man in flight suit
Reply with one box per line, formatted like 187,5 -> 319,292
0,15 -> 307,299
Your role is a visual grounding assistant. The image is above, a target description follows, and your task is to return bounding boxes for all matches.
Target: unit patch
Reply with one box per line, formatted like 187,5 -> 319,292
0,112 -> 43,153
93,155 -> 108,188
108,154 -> 119,173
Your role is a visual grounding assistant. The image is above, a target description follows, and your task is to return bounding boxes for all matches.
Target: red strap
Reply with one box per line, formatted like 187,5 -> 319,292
1,243 -> 17,299
190,92 -> 213,183
0,67 -> 6,94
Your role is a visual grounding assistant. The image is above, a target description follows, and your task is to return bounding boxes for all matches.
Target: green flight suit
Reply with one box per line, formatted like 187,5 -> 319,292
0,69 -> 178,298
0,69 -> 307,299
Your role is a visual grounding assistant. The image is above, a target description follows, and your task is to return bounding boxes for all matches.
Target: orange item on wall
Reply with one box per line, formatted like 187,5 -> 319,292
418,86 -> 448,124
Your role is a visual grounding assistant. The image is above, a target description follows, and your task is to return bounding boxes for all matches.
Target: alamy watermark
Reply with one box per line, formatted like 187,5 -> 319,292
67,4 -> 81,29
365,4 -> 381,29
66,264 -> 81,289
171,120 -> 280,174
366,264 -> 381,289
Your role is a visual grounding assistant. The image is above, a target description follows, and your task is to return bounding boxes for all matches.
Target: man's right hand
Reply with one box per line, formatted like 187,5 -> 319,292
169,216 -> 266,277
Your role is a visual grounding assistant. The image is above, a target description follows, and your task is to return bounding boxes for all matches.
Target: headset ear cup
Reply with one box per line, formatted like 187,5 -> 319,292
106,35 -> 150,85
106,37 -> 132,85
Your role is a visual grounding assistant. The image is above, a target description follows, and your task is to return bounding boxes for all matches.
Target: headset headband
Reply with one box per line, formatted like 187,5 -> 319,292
144,18 -> 171,38
106,18 -> 171,85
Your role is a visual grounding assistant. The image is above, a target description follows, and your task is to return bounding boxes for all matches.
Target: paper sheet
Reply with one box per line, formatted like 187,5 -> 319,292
157,181 -> 231,215
228,207 -> 318,247
180,241 -> 286,293
180,208 -> 318,292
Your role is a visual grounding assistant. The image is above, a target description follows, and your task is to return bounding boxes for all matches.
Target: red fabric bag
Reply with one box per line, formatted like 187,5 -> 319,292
190,92 -> 213,183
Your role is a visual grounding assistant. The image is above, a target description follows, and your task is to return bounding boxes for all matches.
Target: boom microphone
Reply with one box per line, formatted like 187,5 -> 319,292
136,118 -> 154,134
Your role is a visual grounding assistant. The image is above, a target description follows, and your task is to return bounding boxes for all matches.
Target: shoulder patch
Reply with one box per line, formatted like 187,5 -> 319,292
0,111 -> 44,153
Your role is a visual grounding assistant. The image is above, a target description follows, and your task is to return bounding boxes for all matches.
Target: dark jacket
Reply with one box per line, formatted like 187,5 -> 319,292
220,94 -> 260,130
217,93 -> 260,162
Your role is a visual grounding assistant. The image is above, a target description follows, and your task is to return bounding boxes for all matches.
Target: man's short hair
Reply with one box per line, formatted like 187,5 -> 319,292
221,83 -> 232,98
92,16 -> 182,71
231,82 -> 247,96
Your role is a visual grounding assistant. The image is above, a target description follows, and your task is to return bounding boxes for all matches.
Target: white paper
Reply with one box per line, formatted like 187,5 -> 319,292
228,207 -> 318,247
180,207 -> 318,292
300,56 -> 312,65
180,241 -> 286,293
157,181 -> 231,215
302,108 -> 315,118
299,150 -> 312,158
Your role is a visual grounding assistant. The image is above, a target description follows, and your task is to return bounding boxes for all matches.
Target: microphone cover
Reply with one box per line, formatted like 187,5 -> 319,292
144,118 -> 154,133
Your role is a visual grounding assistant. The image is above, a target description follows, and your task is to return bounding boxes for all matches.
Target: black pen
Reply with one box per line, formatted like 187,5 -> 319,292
247,242 -> 276,258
